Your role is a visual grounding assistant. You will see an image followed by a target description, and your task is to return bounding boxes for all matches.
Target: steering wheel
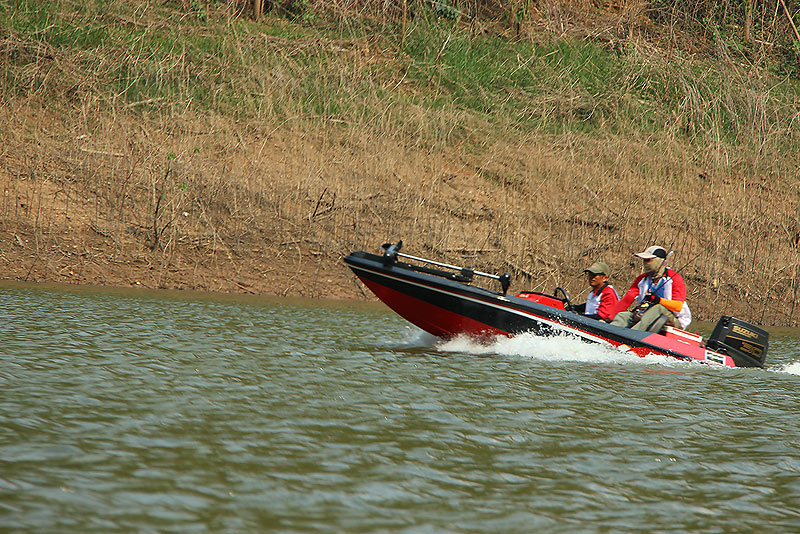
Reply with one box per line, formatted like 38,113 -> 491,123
554,286 -> 573,312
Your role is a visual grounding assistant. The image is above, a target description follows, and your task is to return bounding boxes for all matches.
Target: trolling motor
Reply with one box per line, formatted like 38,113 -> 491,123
380,241 -> 512,295
382,240 -> 403,265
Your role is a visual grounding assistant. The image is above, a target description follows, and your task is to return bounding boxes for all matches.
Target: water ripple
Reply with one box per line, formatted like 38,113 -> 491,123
2,287 -> 800,533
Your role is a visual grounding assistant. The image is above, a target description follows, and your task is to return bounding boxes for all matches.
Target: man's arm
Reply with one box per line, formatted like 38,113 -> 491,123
658,270 -> 686,314
612,275 -> 644,316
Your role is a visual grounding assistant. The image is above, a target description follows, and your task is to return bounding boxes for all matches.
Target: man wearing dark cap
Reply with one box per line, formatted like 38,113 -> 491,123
610,245 -> 692,331
570,261 -> 619,322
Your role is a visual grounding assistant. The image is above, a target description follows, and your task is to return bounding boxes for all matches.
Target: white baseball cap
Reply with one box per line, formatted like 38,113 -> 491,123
633,245 -> 667,260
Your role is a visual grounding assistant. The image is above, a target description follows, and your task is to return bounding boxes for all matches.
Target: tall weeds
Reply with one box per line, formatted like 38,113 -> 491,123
1,0 -> 799,323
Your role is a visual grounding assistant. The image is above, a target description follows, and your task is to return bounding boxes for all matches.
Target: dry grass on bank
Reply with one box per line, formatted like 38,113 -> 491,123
1,1 -> 800,325
3,100 -> 799,325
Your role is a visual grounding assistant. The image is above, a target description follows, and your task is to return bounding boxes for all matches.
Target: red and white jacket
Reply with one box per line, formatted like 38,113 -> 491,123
613,268 -> 692,328
585,284 -> 619,321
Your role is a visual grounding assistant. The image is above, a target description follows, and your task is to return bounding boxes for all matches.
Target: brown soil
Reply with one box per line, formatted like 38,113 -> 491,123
0,105 -> 364,300
3,97 -> 800,327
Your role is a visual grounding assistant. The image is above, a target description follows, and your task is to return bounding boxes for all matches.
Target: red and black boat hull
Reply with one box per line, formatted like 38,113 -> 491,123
344,250 -> 766,368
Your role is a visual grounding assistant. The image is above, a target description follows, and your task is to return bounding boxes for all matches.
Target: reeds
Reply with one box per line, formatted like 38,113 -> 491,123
1,0 -> 799,324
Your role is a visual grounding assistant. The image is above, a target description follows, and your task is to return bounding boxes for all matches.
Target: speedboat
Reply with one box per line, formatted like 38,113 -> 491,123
344,241 -> 769,368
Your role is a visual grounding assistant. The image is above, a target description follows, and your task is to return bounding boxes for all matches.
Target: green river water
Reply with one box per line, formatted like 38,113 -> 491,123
2,284 -> 800,533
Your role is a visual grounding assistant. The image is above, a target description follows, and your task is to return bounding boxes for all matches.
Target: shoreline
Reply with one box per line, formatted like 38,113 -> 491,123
5,277 -> 800,337
0,276 -> 378,309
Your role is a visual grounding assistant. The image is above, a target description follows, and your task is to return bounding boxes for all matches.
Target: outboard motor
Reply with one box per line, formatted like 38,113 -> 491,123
705,316 -> 769,368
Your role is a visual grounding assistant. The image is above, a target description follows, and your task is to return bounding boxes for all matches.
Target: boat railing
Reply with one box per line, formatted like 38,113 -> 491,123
381,241 -> 511,295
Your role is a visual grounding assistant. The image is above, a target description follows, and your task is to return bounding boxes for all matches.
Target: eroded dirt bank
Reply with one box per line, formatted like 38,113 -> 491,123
2,102 -> 799,326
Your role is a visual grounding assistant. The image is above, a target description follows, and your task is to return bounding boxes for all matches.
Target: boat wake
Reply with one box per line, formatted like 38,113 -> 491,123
773,361 -> 800,375
395,328 -> 799,374
393,328 -> 442,349
436,332 -> 682,366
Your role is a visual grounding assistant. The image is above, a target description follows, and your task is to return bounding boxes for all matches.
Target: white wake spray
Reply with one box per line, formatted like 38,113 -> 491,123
434,331 -> 684,367
392,327 -> 441,349
394,328 -> 797,374
773,361 -> 800,375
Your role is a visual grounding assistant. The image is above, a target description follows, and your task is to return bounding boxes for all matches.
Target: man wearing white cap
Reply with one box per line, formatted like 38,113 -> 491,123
610,245 -> 692,331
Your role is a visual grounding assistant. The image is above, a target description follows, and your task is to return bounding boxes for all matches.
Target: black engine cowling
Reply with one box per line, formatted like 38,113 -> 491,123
705,316 -> 769,368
